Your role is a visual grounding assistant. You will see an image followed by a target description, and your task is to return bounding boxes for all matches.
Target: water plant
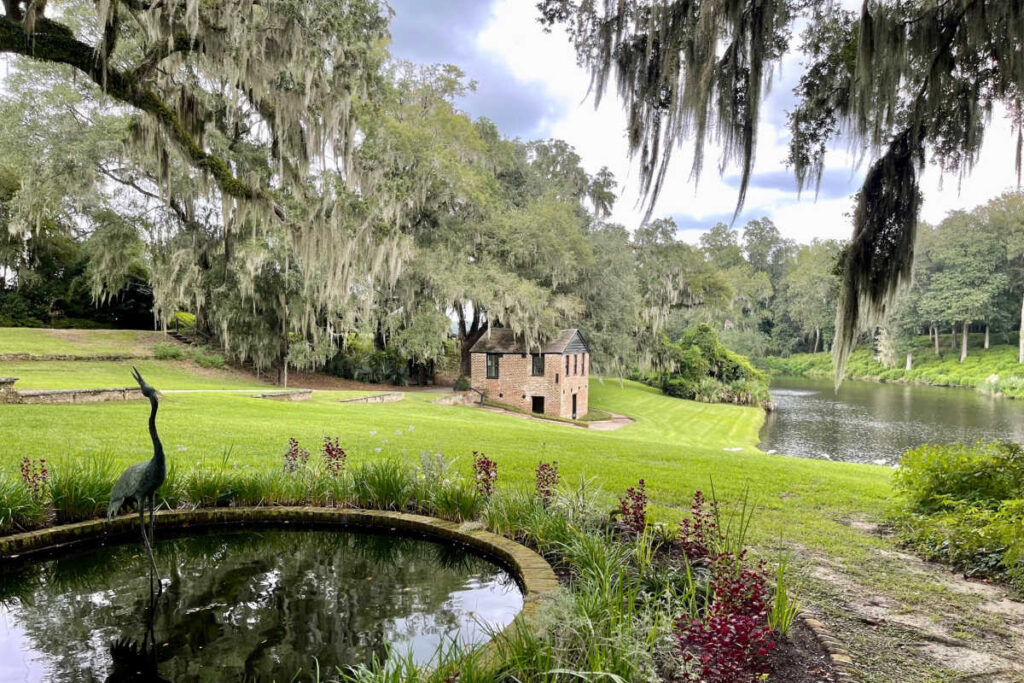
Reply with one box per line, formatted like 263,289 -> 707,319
283,438 -> 311,473
19,457 -> 49,499
49,453 -> 115,523
322,437 -> 347,477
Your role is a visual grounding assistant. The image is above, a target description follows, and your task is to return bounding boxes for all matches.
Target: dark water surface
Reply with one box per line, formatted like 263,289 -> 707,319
0,528 -> 522,682
759,376 -> 1024,466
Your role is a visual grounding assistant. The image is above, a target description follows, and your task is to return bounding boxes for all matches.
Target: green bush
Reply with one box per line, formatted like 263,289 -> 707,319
893,440 -> 1024,588
453,374 -> 471,391
352,458 -> 416,511
895,441 -> 1024,512
153,342 -> 186,360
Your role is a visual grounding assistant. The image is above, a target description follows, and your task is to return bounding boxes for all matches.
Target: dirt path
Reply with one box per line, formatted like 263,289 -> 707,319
796,521 -> 1024,682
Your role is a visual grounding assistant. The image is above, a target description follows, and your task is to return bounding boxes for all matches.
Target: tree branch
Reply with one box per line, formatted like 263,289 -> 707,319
0,16 -> 284,217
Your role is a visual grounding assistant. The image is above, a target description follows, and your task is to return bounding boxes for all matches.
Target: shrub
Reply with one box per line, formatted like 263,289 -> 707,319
675,551 -> 774,682
768,555 -> 800,636
895,441 -> 1024,512
472,451 -> 497,498
50,454 -> 115,523
618,478 -> 648,534
453,375 -> 471,391
153,342 -> 186,360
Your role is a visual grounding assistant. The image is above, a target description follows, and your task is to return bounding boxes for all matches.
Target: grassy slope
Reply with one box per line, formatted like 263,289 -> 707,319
0,328 -> 167,357
762,334 -> 1024,393
0,360 -> 270,390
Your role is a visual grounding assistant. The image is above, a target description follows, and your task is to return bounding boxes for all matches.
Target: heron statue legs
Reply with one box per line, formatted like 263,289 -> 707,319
138,498 -> 162,592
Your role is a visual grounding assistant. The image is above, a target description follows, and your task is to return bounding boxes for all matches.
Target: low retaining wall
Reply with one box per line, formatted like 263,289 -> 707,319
0,507 -> 559,635
255,390 -> 312,402
3,385 -> 143,405
338,392 -> 404,404
432,391 -> 480,406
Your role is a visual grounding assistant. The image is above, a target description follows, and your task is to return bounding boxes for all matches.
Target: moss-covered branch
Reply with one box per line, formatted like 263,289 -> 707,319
0,15 -> 275,207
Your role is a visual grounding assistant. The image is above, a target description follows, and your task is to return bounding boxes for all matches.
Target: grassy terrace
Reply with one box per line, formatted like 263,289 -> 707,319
0,328 -> 168,358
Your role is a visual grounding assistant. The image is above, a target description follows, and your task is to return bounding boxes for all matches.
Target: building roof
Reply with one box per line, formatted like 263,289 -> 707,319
470,328 -> 590,354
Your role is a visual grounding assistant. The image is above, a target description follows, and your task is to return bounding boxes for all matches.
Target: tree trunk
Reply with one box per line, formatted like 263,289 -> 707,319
906,352 -> 912,371
1020,293 -> 1024,363
813,327 -> 820,353
457,305 -> 488,377
951,327 -> 957,349
984,324 -> 990,350
960,321 -> 969,363
933,325 -> 940,356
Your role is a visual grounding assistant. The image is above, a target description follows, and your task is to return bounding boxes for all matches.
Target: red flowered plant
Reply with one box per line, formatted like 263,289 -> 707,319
679,490 -> 720,561
20,457 -> 48,498
472,451 -> 497,497
322,437 -> 346,477
535,460 -> 560,505
283,438 -> 310,472
618,478 -> 648,533
675,551 -> 775,682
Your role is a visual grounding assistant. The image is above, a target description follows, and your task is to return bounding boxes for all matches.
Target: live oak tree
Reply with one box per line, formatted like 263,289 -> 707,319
538,0 -> 1024,380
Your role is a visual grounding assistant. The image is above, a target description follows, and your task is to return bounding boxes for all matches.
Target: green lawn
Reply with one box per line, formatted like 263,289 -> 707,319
0,327 -> 168,357
0,360 -> 271,390
0,373 -> 892,557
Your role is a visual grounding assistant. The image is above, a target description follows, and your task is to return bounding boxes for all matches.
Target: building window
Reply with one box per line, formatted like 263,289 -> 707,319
582,354 -> 587,375
565,355 -> 569,375
555,373 -> 559,384
486,353 -> 499,379
531,353 -> 544,376
573,354 -> 578,375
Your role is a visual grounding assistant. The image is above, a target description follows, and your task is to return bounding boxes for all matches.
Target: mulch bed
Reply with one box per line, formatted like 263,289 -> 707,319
767,617 -> 841,682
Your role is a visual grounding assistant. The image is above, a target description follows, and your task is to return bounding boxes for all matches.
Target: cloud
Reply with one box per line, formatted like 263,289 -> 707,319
389,0 -> 559,138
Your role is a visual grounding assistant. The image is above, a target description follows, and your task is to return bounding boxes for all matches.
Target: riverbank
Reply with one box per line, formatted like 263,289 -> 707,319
760,341 -> 1024,398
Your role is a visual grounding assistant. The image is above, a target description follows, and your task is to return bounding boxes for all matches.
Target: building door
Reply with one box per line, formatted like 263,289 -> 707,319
572,394 -> 577,419
532,396 -> 545,414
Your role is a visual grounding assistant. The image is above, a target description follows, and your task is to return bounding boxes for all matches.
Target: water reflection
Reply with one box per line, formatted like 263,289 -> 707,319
760,376 -> 1024,465
0,528 -> 522,682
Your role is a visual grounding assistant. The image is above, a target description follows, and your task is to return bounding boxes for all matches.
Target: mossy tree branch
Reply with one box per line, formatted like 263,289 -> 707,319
0,15 -> 279,213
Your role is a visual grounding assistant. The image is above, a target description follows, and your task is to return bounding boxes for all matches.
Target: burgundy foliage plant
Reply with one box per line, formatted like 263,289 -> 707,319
679,489 -> 719,561
618,478 -> 648,533
283,438 -> 310,473
472,451 -> 497,498
322,437 -> 346,477
20,457 -> 48,498
535,460 -> 560,505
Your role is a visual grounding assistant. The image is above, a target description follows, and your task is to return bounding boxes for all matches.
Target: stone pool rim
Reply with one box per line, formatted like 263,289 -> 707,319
0,507 -> 559,643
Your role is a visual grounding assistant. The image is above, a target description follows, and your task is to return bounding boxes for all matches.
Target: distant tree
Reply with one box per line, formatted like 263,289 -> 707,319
783,240 -> 843,353
981,192 -> 1024,362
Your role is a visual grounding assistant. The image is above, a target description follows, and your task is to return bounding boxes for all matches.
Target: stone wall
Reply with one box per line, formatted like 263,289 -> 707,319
337,392 -> 404,404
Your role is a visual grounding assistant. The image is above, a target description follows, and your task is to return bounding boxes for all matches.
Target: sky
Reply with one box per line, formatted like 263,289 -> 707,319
388,0 -> 1023,245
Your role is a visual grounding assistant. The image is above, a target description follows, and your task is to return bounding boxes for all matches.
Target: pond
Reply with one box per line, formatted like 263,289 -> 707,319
759,376 -> 1024,466
0,527 -> 522,682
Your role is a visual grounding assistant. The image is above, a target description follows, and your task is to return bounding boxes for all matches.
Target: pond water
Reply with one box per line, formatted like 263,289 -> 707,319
0,528 -> 522,682
759,376 -> 1024,466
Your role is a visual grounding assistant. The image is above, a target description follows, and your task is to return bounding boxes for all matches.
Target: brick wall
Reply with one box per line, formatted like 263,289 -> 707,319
471,351 -> 590,419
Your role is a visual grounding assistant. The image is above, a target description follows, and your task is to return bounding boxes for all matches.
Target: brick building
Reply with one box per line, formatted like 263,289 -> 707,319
469,328 -> 591,419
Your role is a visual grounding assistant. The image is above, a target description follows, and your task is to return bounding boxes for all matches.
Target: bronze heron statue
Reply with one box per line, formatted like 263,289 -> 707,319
107,367 -> 166,586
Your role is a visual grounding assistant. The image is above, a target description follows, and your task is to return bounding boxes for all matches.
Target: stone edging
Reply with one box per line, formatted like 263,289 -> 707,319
799,609 -> 859,681
0,507 -> 560,649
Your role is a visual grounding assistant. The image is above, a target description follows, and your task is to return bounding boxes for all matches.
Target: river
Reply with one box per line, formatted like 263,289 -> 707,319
758,376 -> 1024,466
